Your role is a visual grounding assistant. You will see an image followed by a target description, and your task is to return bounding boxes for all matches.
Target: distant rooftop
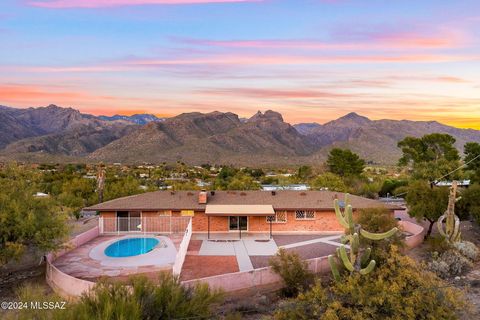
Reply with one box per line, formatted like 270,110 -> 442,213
261,184 -> 310,191
435,180 -> 471,187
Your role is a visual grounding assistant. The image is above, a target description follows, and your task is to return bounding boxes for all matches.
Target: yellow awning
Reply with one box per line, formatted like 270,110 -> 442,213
205,205 -> 275,216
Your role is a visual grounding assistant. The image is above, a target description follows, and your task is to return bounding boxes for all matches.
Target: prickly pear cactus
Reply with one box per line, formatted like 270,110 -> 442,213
328,194 -> 398,281
437,181 -> 461,243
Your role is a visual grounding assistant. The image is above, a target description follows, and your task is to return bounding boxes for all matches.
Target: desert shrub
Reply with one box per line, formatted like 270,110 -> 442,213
8,274 -> 223,320
426,235 -> 451,255
453,241 -> 479,261
269,248 -> 314,297
429,249 -> 473,278
355,207 -> 403,264
87,274 -> 223,320
274,280 -> 328,320
4,283 -> 69,320
274,246 -> 466,320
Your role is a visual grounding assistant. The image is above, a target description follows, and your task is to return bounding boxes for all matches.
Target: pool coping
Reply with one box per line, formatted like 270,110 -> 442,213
89,235 -> 178,268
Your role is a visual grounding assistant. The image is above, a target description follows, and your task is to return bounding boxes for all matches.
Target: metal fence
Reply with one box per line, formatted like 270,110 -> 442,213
99,216 -> 191,234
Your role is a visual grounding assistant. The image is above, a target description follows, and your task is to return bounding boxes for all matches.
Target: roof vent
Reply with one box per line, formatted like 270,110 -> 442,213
210,191 -> 215,196
170,191 -> 175,195
187,192 -> 194,196
271,191 -> 276,196
300,192 -> 307,196
240,192 -> 246,196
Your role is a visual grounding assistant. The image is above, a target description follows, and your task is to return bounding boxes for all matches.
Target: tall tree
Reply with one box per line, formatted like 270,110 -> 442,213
398,133 -> 460,181
405,180 -> 449,237
326,148 -> 366,177
464,142 -> 480,183
398,133 -> 459,165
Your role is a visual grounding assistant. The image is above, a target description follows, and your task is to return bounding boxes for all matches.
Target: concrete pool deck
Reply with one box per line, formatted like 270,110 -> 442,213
89,235 -> 177,267
53,234 -> 184,280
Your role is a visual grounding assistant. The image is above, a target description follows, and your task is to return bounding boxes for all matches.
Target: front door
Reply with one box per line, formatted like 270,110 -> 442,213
229,216 -> 248,231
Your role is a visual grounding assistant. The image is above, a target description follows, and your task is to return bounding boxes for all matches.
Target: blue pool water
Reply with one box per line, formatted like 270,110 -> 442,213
104,237 -> 159,257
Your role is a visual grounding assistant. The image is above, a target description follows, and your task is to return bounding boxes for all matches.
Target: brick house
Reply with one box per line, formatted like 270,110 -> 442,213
84,190 -> 398,238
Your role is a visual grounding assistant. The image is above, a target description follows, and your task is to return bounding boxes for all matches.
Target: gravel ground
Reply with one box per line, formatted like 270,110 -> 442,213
273,234 -> 334,246
250,241 -> 338,268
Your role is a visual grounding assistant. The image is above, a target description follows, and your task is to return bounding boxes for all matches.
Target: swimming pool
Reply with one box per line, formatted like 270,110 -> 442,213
104,237 -> 160,257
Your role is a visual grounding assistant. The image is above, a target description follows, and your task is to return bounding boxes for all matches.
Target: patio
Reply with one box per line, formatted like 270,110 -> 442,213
180,233 -> 344,279
53,234 -> 185,281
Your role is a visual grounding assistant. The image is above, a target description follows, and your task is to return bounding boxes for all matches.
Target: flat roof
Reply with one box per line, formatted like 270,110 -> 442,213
205,204 -> 275,216
83,190 -> 399,212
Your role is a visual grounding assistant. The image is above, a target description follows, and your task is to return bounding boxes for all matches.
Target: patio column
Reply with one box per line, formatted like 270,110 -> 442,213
239,216 -> 242,240
270,218 -> 272,239
207,215 -> 210,240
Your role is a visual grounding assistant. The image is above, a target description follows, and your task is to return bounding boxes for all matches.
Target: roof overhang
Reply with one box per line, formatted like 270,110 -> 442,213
205,205 -> 275,216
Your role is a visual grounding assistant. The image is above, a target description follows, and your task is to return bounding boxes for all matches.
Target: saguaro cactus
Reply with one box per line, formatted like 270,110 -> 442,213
96,167 -> 106,203
328,194 -> 398,281
437,181 -> 461,243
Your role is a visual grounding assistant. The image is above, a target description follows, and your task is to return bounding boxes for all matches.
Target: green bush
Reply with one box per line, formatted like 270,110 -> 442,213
426,235 -> 451,255
6,274 -> 223,320
269,248 -> 314,297
354,207 -> 404,264
274,246 -> 466,320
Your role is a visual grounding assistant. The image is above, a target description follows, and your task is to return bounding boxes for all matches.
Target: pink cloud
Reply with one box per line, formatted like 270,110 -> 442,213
28,0 -> 260,8
198,87 -> 356,99
172,31 -> 464,51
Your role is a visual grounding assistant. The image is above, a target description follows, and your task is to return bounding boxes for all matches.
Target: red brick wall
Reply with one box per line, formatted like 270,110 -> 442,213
192,211 -> 229,232
190,210 -> 346,233
100,211 -> 116,232
248,210 -> 345,232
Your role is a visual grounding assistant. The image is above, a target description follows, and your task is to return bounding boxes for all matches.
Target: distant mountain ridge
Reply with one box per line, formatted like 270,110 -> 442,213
0,104 -> 479,165
99,114 -> 164,125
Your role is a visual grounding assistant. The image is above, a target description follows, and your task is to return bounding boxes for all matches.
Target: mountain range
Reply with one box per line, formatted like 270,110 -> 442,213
0,105 -> 479,165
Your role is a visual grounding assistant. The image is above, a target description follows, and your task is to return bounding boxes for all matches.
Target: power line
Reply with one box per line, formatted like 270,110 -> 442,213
394,152 -> 480,197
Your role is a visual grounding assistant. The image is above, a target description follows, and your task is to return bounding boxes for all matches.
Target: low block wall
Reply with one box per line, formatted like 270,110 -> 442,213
399,220 -> 425,248
173,219 -> 192,275
46,227 -> 99,299
182,256 -> 330,293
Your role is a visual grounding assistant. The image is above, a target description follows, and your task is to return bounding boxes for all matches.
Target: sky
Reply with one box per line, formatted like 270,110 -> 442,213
1,0 -> 479,129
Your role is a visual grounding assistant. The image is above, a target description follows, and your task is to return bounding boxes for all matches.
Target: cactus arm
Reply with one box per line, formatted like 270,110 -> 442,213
328,255 -> 341,282
360,247 -> 372,267
346,205 -> 354,233
452,216 -> 461,242
360,227 -> 398,240
339,246 -> 354,272
359,260 -> 376,275
334,199 -> 350,229
351,233 -> 359,253
437,215 -> 447,238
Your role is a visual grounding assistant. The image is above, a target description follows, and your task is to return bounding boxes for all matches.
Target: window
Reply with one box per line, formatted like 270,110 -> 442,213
266,211 -> 287,223
295,210 -> 315,220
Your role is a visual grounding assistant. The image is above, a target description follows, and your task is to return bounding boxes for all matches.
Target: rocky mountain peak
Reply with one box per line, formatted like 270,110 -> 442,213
248,110 -> 284,122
